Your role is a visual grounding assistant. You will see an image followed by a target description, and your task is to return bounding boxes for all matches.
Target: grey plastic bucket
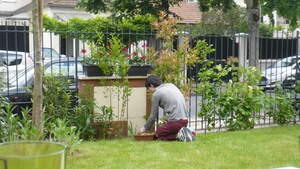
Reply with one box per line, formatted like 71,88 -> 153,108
0,141 -> 66,169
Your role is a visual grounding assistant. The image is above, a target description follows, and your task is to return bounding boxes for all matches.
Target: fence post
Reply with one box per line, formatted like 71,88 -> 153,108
297,31 -> 300,56
235,33 -> 248,68
178,32 -> 189,83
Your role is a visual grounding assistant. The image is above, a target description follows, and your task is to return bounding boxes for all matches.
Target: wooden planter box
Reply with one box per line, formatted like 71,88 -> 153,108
92,120 -> 128,139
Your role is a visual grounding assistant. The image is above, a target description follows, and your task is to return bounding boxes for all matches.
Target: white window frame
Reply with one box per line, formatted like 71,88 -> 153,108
2,0 -> 16,2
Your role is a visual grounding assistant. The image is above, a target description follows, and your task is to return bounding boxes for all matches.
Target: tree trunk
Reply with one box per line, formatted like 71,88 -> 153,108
32,0 -> 43,130
246,0 -> 260,67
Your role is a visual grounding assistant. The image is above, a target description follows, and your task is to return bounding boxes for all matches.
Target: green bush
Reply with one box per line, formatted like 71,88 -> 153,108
197,58 -> 268,131
267,86 -> 297,125
217,66 -> 266,130
197,58 -> 298,130
43,15 -> 155,45
43,75 -> 72,123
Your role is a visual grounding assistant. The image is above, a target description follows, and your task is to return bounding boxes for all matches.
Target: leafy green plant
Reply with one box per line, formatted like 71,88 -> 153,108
0,96 -> 10,107
0,98 -> 43,142
88,34 -> 132,120
197,58 -> 268,131
127,121 -> 136,136
267,86 -> 297,125
48,118 -> 82,155
259,24 -> 274,37
217,66 -> 266,131
148,13 -> 203,96
197,63 -> 230,130
127,42 -> 149,66
43,15 -> 155,45
94,105 -> 114,123
94,105 -> 114,139
0,103 -> 21,142
43,75 -> 72,123
19,108 -> 45,141
70,89 -> 97,140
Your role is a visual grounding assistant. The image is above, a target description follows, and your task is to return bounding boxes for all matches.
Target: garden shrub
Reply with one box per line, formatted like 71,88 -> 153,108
43,76 -> 100,140
197,57 -> 268,131
43,15 -> 155,45
148,13 -> 206,96
70,86 -> 97,140
0,97 -> 43,142
0,96 -> 82,154
197,56 -> 298,130
217,66 -> 266,130
267,86 -> 297,125
43,75 -> 72,123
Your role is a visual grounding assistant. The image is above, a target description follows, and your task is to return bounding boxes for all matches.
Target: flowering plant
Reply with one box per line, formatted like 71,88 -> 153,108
82,34 -> 132,120
81,33 -> 130,76
126,42 -> 150,66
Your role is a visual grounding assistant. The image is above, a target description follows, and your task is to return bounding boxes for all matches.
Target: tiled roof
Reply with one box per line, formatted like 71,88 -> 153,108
170,2 -> 202,24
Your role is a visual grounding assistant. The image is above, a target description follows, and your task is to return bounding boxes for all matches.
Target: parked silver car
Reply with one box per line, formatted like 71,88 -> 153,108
260,55 -> 300,89
0,58 -> 83,110
0,51 -> 33,83
29,48 -> 66,60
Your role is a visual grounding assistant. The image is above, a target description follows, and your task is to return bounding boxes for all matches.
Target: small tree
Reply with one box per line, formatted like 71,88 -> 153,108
32,0 -> 44,131
148,12 -> 204,96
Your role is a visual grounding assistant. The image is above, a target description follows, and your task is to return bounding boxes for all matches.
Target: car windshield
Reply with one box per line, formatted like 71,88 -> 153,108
269,57 -> 298,68
43,48 -> 60,59
0,53 -> 22,66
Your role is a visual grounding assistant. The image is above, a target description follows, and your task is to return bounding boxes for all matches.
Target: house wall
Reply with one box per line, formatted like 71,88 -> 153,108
0,0 -> 31,12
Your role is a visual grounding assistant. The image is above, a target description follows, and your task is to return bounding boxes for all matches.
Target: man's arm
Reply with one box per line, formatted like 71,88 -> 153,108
144,94 -> 159,130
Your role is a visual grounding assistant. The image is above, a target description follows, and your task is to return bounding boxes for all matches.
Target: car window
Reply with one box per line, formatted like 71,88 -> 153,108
269,57 -> 298,68
43,48 -> 60,59
0,53 -> 22,66
45,61 -> 83,76
7,60 -> 83,88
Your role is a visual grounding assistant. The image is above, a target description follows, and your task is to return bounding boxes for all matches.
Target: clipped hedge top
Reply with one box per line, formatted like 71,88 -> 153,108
43,15 -> 156,42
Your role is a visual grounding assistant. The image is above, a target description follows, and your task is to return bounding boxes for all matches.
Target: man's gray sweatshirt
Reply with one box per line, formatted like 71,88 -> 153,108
144,83 -> 188,130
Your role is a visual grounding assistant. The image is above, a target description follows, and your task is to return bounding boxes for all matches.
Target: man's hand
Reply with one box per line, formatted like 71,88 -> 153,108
139,127 -> 145,133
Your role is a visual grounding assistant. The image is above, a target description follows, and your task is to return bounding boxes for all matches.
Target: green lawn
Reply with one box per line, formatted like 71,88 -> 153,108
68,125 -> 300,169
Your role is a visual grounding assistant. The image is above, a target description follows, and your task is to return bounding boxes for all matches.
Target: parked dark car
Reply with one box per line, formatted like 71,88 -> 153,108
0,58 -> 83,111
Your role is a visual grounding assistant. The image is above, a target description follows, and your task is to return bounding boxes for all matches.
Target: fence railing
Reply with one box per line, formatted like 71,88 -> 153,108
0,21 -> 299,131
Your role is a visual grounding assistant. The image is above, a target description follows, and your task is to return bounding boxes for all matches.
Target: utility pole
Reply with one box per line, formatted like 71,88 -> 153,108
32,0 -> 43,130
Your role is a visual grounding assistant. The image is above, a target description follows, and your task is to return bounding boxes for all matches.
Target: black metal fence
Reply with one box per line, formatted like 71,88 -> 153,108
0,20 -> 299,132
